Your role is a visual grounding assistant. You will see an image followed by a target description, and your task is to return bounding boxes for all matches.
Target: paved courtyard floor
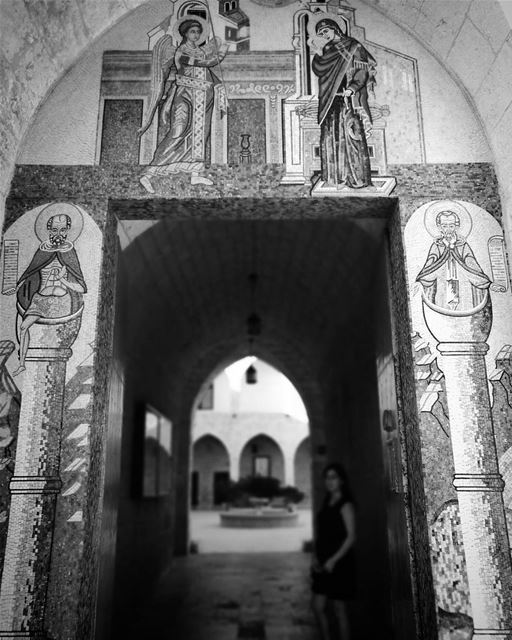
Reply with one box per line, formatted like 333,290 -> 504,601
123,552 -> 321,640
190,509 -> 313,553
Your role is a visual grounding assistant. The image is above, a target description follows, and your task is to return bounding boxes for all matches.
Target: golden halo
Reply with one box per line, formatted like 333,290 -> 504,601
172,15 -> 210,47
423,200 -> 473,239
34,202 -> 84,245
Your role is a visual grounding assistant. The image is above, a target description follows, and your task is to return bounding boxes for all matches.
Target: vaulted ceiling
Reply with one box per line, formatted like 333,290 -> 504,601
119,216 -> 387,418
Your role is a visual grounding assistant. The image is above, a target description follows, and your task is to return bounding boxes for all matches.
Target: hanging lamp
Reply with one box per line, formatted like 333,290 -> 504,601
245,362 -> 257,384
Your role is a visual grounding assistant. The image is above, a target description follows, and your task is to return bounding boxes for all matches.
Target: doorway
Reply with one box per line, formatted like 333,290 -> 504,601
213,471 -> 230,505
100,198 -> 435,640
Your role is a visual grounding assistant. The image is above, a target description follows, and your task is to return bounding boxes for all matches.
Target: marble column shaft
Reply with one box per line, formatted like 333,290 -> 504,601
439,342 -> 512,640
0,347 -> 71,639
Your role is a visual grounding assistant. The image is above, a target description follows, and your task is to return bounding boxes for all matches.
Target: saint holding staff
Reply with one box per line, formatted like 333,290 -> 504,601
138,15 -> 228,192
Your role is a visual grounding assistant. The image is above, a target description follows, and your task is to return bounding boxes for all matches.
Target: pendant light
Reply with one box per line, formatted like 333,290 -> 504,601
245,250 -> 261,385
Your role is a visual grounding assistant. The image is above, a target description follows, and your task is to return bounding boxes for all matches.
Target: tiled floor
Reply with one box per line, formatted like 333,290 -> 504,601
124,552 -> 320,640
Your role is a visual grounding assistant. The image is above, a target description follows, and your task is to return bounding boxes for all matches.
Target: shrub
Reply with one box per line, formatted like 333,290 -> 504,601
226,476 -> 304,506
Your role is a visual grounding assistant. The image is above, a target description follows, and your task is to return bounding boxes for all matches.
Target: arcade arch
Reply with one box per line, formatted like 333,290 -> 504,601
239,434 -> 285,483
191,434 -> 230,507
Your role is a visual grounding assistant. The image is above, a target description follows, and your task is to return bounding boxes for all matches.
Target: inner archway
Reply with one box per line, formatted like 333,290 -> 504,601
190,357 -> 312,552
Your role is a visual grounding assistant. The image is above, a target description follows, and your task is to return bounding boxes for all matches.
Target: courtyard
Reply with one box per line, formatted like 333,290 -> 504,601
190,509 -> 313,554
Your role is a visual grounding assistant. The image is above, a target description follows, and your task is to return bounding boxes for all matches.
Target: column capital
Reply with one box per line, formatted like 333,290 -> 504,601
9,476 -> 62,495
453,473 -> 505,492
437,342 -> 489,356
472,628 -> 512,638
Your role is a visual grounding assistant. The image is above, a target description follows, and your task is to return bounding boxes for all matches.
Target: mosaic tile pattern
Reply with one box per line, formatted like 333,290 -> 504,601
0,160 -> 505,640
0,203 -> 103,638
389,205 -> 438,640
0,341 -> 20,584
99,99 -> 143,165
4,163 -> 500,226
45,352 -> 93,640
404,200 -> 512,637
430,500 -> 470,615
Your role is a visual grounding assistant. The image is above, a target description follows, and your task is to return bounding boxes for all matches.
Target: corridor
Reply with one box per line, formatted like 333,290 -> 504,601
120,552 -> 321,640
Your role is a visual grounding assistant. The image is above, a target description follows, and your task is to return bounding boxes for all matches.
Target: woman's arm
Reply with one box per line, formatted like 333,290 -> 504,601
323,502 -> 356,572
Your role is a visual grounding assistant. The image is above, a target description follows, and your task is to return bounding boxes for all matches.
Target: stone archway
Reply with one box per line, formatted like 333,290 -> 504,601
239,434 -> 285,483
0,193 -> 435,640
104,201 -> 433,640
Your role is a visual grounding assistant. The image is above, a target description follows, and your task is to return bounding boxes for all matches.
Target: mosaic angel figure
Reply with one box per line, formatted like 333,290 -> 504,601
138,18 -> 228,192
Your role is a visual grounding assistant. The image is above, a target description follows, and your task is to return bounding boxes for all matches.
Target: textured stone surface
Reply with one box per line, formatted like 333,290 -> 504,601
116,552 -> 318,640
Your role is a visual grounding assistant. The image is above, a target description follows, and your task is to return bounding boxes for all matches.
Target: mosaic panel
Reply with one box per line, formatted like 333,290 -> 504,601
0,159 -> 506,640
99,99 -> 143,165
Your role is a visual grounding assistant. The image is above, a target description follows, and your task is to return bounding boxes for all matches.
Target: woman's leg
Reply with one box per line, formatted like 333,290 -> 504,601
312,593 -> 330,640
332,599 -> 350,640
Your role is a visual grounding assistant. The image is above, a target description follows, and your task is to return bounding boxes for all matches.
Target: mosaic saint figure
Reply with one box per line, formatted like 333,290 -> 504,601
416,210 -> 495,311
312,18 -> 376,189
138,17 -> 228,192
5,213 -> 86,376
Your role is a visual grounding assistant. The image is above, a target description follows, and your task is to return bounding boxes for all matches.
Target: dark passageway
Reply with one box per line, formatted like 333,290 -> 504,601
103,206 -> 419,640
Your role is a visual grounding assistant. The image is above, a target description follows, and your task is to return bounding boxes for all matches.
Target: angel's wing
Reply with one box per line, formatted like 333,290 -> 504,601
139,34 -> 176,136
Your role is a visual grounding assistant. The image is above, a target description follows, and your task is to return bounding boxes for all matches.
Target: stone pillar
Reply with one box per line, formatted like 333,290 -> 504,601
0,317 -> 81,639
423,295 -> 512,639
230,451 -> 240,482
284,453 -> 295,487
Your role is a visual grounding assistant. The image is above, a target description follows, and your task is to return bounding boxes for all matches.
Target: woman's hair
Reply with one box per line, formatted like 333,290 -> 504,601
322,462 -> 354,503
315,18 -> 345,38
178,19 -> 203,40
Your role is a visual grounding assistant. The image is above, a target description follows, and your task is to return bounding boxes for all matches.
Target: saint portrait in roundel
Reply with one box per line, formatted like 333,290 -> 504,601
416,201 -> 500,312
4,203 -> 87,375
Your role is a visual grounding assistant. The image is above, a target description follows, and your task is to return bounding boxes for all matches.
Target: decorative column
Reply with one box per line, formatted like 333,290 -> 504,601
422,293 -> 512,639
0,314 -> 82,638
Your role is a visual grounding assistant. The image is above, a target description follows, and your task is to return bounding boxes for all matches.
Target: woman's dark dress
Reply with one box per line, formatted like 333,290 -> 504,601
312,496 -> 356,599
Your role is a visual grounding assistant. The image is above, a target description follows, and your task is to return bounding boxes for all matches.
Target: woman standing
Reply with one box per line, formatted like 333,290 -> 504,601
139,17 -> 228,192
311,463 -> 356,640
312,18 -> 376,189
